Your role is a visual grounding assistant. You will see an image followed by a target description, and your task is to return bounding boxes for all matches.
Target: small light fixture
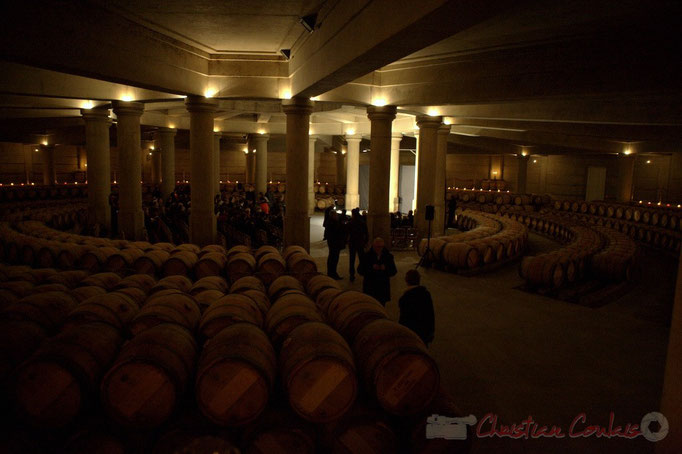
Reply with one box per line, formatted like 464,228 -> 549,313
120,94 -> 133,102
150,145 -> 155,150
372,98 -> 387,107
34,148 -> 38,152
281,90 -> 292,100
346,128 -> 355,136
204,88 -> 216,98
310,96 -> 319,101
646,160 -> 651,164
148,152 -> 152,156
84,164 -> 87,167
427,108 -> 439,117
533,159 -> 537,163
42,141 -> 48,146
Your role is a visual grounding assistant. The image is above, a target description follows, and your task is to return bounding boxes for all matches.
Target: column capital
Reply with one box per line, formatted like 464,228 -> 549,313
416,115 -> 443,129
156,127 -> 177,137
185,96 -> 218,113
392,133 -> 404,140
81,106 -> 111,123
367,105 -> 397,121
437,124 -> 451,135
251,133 -> 270,141
282,97 -> 314,115
112,101 -> 144,117
344,134 -> 363,143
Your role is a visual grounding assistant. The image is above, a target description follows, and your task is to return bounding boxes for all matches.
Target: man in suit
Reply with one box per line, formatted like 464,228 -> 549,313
398,269 -> 435,346
358,237 -> 397,305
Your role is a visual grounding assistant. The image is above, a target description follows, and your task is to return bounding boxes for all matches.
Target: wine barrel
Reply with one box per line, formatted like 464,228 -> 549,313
242,407 -> 315,454
134,250 -> 170,276
199,294 -> 265,338
254,245 -> 280,262
190,276 -> 229,295
230,276 -> 267,294
282,245 -> 307,262
241,289 -> 271,317
194,252 -> 227,279
64,292 -> 139,332
226,245 -> 251,260
257,253 -> 286,286
225,252 -> 257,283
115,273 -> 156,294
266,294 -> 322,349
280,322 -> 357,423
268,275 -> 305,301
287,254 -> 318,284
162,251 -> 198,278
326,291 -> 388,341
0,320 -> 47,382
175,243 -> 201,254
196,323 -> 276,426
150,275 -> 193,294
101,323 -> 197,428
106,248 -> 144,275
321,404 -> 398,454
130,290 -> 201,335
2,291 -> 77,333
305,274 -> 342,301
78,272 -> 122,291
115,287 -> 147,307
520,255 -> 565,289
13,322 -> 122,427
192,289 -> 224,313
71,286 -> 107,303
46,270 -> 90,289
79,247 -> 119,273
353,319 -> 439,416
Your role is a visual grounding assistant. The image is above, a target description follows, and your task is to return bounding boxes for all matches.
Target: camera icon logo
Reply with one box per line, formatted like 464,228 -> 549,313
426,414 -> 478,440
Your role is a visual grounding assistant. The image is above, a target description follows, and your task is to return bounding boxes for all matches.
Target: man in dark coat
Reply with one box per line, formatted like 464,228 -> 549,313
326,210 -> 346,280
347,208 -> 368,282
398,269 -> 435,346
358,237 -> 397,305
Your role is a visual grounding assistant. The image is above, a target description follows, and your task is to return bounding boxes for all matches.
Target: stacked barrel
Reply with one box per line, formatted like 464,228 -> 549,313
549,198 -> 681,256
314,183 -> 345,209
447,188 -> 552,215
0,242 -> 463,453
418,210 -> 528,273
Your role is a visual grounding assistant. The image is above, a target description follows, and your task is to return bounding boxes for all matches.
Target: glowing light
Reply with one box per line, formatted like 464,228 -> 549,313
341,150 -> 346,155
34,148 -> 38,152
678,205 -> 681,208
639,200 -> 643,203
220,180 -> 223,183
84,164 -> 87,167
258,129 -> 265,135
148,152 -> 152,156
443,118 -> 452,125
10,183 -> 14,186
31,182 -> 35,186
622,147 -> 632,156
74,182 -> 78,185
82,100 -> 94,109
521,150 -> 528,157
42,141 -> 48,146
346,128 -> 355,136
120,94 -> 133,102
646,160 -> 651,164
169,124 -> 176,129
204,88 -> 217,98
281,90 -> 292,100
149,145 -> 155,150
310,96 -> 319,101
213,128 -> 220,133
372,98 -> 387,107
427,108 -> 439,117
244,149 -> 248,154
253,149 -> 257,154
533,159 -> 537,163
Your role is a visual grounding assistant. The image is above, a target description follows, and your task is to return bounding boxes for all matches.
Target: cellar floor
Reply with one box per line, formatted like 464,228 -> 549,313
309,214 -> 676,454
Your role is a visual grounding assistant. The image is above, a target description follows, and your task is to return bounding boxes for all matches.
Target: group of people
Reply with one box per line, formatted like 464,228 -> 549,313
216,191 -> 284,248
324,206 -> 435,346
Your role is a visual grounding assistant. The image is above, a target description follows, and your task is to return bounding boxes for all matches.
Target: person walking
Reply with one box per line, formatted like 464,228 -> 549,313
326,210 -> 346,280
358,237 -> 397,305
347,208 -> 368,282
398,269 -> 435,346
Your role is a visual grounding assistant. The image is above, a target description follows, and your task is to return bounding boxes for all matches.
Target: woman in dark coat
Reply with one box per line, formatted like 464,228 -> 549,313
358,237 -> 397,305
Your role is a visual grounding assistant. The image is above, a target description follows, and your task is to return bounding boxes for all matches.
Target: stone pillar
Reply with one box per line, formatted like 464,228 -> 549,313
412,132 -> 419,211
389,133 -> 402,213
254,134 -> 269,195
434,124 -> 449,235
150,144 -> 161,186
367,105 -> 397,242
415,115 -> 442,239
658,249 -> 682,453
156,127 -> 176,198
336,148 -> 346,187
41,144 -> 56,185
112,101 -> 145,240
213,132 -> 222,197
517,154 -> 530,194
308,137 -> 317,215
283,97 -> 314,250
618,155 -> 636,202
245,148 -> 255,184
345,135 -> 362,210
81,106 -> 111,231
185,96 -> 218,246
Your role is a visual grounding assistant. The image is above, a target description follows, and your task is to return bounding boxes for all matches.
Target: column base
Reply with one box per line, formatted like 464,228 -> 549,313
284,211 -> 311,251
118,209 -> 144,241
190,209 -> 217,247
345,193 -> 360,210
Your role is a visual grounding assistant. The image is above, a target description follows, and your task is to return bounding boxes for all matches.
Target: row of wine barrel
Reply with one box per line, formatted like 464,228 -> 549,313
0,262 -> 462,454
0,183 -> 88,203
3,203 -> 89,231
417,210 -> 528,271
542,210 -> 681,256
453,201 -> 536,216
514,212 -> 637,289
0,197 -> 86,222
447,188 -> 552,207
551,199 -> 681,232
314,183 -> 345,195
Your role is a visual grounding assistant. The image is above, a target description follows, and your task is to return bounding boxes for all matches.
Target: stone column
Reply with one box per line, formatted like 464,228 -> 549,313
618,155 -> 636,202
186,96 -> 218,246
112,101 -> 145,240
412,132 -> 419,211
517,154 -> 530,194
245,149 -> 255,184
81,106 -> 111,231
151,144 -> 161,186
282,97 -> 314,250
156,127 -> 176,198
213,132 -> 222,197
254,133 -> 269,195
345,135 -> 362,210
389,133 -> 402,213
308,137 -> 317,215
367,105 -> 397,242
434,124 -> 450,235
41,144 -> 56,185
415,115 -> 442,239
336,148 -> 346,187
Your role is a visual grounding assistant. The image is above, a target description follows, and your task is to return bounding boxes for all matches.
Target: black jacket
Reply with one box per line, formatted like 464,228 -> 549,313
326,218 -> 347,250
358,249 -> 397,304
398,286 -> 435,344
347,217 -> 368,249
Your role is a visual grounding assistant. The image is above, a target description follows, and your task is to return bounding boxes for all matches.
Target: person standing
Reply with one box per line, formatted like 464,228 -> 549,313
398,269 -> 435,346
347,208 -> 368,282
447,195 -> 458,228
326,210 -> 346,280
358,237 -> 397,305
